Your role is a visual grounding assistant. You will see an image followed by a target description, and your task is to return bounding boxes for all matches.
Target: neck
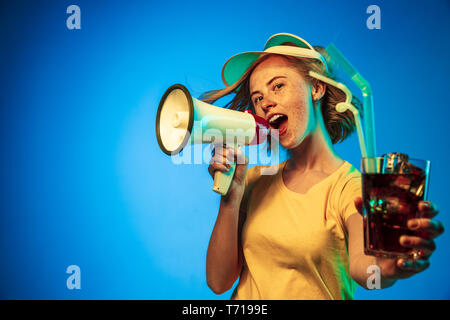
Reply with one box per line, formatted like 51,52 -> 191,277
287,106 -> 343,174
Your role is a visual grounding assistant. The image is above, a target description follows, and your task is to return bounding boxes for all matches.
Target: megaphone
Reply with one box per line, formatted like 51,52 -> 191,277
155,84 -> 269,196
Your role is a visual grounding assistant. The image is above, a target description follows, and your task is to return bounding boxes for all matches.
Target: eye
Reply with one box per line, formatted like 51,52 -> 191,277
253,95 -> 263,104
273,83 -> 284,90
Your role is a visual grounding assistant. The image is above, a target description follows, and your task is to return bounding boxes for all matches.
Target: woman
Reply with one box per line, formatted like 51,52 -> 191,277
204,33 -> 444,299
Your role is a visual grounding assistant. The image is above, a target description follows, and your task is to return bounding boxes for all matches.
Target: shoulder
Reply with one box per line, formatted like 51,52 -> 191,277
341,161 -> 361,179
331,161 -> 362,225
327,161 -> 362,210
334,161 -> 362,212
334,161 -> 361,192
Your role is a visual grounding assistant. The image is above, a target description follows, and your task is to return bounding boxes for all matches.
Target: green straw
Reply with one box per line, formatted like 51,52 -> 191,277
326,43 -> 377,171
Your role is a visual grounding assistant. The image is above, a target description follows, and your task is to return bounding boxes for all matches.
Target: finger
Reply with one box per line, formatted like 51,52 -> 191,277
396,258 -> 430,273
212,145 -> 226,158
208,164 -> 230,179
225,146 -> 248,165
407,218 -> 445,239
225,146 -> 236,163
417,201 -> 439,219
211,151 -> 231,166
214,144 -> 237,160
399,235 -> 436,257
354,197 -> 363,215
210,156 -> 231,169
233,146 -> 248,165
391,259 -> 420,279
208,162 -> 230,177
213,145 -> 234,164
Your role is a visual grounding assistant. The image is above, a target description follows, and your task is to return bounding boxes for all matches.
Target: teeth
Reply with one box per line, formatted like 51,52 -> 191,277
269,114 -> 284,124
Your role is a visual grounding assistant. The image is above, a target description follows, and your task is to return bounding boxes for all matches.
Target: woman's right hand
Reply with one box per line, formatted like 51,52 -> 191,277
208,145 -> 248,202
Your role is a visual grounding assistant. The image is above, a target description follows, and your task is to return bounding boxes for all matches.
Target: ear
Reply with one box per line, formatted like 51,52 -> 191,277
311,81 -> 326,101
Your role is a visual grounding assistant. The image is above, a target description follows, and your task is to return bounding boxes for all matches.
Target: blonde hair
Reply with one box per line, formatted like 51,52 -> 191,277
200,43 -> 362,144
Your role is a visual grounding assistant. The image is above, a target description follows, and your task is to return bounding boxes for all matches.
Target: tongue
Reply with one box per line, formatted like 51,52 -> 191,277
279,118 -> 287,133
275,117 -> 288,135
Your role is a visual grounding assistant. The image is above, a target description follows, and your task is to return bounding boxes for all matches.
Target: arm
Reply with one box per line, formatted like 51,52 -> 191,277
206,193 -> 246,294
206,146 -> 249,294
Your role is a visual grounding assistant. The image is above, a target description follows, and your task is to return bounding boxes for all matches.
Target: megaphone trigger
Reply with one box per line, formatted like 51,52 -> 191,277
212,162 -> 237,196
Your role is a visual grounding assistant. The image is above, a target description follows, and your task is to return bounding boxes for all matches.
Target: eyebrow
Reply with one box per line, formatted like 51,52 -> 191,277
250,76 -> 287,97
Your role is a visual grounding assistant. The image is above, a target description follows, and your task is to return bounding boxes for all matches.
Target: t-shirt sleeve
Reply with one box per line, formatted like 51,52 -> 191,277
338,175 -> 363,224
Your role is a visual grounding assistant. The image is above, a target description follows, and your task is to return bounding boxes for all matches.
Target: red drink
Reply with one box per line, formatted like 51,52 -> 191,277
362,172 -> 427,258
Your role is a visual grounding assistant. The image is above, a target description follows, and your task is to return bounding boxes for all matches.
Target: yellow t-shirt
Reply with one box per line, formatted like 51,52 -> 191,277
232,160 -> 362,300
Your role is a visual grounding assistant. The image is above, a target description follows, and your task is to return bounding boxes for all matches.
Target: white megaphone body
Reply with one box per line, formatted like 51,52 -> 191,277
156,84 -> 269,196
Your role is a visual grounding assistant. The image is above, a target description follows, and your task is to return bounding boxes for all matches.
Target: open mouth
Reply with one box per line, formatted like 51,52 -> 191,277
268,114 -> 288,135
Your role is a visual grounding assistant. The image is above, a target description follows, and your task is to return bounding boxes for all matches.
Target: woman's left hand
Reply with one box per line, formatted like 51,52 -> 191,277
355,198 -> 445,280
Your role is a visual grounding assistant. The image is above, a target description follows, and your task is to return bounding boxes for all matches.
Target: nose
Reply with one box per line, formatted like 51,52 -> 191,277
260,97 -> 276,113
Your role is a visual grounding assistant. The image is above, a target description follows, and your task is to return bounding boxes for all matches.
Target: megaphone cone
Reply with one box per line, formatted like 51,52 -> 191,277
156,84 -> 194,155
156,84 -> 269,195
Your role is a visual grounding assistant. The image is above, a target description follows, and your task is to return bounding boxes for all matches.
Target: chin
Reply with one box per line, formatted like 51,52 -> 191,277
280,132 -> 305,150
279,135 -> 298,150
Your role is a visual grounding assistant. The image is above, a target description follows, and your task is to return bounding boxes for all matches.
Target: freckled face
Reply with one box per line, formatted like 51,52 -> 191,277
249,55 -> 316,149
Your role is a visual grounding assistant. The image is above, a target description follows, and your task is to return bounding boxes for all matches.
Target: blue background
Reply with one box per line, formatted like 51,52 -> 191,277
0,0 -> 449,299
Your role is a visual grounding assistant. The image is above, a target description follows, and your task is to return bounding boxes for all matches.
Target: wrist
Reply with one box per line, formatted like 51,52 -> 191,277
376,258 -> 399,289
220,186 -> 245,208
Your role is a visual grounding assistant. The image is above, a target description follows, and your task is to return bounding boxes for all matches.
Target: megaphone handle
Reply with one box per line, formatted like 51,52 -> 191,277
212,162 -> 236,196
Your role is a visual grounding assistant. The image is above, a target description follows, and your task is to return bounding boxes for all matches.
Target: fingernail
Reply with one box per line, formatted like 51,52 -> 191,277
408,220 -> 419,229
422,201 -> 431,210
401,236 -> 411,245
418,249 -> 425,258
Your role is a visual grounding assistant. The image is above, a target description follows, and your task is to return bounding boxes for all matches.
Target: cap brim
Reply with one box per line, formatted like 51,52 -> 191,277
221,51 -> 266,87
221,33 -> 327,88
221,48 -> 327,87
